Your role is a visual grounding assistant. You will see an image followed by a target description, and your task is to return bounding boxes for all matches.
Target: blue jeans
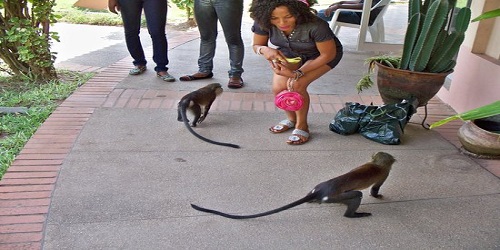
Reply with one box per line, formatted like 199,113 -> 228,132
317,9 -> 361,24
194,0 -> 244,78
118,0 -> 169,72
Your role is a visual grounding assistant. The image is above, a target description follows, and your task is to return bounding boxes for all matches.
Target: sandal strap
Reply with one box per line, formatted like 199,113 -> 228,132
279,119 -> 295,128
288,129 -> 310,144
291,129 -> 309,138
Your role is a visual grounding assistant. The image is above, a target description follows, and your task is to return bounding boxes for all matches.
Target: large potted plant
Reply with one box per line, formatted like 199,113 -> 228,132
356,0 -> 471,107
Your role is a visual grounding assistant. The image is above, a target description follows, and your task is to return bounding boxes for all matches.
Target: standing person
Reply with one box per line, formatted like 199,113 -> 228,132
179,0 -> 245,89
108,0 -> 175,82
249,0 -> 343,145
317,0 -> 383,24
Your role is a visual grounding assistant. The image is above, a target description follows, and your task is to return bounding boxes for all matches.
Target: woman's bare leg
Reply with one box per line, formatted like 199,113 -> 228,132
271,64 -> 332,144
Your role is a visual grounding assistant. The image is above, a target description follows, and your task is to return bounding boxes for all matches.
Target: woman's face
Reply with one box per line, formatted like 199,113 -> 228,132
270,6 -> 297,33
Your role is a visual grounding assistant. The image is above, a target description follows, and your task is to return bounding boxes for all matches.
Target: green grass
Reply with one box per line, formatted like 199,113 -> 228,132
0,71 -> 93,179
0,0 -> 191,180
54,0 -> 189,26
54,0 -> 125,25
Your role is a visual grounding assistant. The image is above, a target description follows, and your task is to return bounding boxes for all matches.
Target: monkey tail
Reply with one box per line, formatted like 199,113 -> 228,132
180,109 -> 240,148
190,194 -> 315,219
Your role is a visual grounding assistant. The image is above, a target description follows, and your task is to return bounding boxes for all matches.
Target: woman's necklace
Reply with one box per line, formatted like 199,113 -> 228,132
281,29 -> 296,40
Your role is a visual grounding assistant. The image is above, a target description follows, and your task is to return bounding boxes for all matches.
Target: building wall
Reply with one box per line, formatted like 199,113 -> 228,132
437,47 -> 500,113
73,0 -> 108,10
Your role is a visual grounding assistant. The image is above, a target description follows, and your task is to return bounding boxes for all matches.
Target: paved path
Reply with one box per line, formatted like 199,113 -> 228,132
1,4 -> 499,249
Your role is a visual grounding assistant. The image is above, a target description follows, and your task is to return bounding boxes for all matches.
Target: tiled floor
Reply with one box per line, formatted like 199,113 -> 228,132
1,28 -> 499,250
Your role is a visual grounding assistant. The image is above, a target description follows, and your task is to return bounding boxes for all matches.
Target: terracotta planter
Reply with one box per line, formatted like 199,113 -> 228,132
457,117 -> 500,158
375,62 -> 452,107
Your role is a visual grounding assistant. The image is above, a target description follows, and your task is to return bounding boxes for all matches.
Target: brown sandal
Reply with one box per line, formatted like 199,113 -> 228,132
179,72 -> 213,81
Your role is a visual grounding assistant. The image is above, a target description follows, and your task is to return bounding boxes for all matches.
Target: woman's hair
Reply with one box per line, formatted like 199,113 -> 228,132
249,0 -> 318,30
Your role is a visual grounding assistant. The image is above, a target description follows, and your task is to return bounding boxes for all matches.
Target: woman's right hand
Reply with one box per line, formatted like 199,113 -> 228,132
261,47 -> 286,63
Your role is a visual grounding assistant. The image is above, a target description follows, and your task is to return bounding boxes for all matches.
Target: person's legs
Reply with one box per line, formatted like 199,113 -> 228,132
118,0 -> 146,67
143,0 -> 168,73
293,65 -> 331,132
271,64 -> 332,144
338,11 -> 362,24
214,0 -> 244,78
143,0 -> 174,81
194,0 -> 218,74
272,74 -> 297,131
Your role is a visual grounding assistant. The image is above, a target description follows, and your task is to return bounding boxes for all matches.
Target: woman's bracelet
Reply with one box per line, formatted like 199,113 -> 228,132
293,69 -> 304,81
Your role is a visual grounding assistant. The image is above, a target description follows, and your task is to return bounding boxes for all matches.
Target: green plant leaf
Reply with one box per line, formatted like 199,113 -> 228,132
356,74 -> 374,93
356,55 -> 400,93
429,101 -> 500,129
409,0 -> 449,72
400,13 -> 421,70
454,7 -> 471,33
471,8 -> 500,22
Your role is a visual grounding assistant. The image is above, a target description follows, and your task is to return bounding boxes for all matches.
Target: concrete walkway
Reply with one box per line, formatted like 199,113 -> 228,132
1,4 -> 499,249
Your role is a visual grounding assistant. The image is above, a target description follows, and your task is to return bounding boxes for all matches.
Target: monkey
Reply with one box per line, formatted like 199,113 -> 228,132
191,152 -> 395,219
177,83 -> 240,148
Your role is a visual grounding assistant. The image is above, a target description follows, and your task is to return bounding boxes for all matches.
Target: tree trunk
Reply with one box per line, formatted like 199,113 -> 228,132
0,0 -> 57,81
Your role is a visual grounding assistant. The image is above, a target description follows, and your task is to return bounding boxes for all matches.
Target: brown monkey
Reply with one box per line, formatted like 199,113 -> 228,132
191,152 -> 395,218
177,83 -> 240,148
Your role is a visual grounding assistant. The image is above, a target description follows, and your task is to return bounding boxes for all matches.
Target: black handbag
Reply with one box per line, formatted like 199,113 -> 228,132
329,98 -> 418,145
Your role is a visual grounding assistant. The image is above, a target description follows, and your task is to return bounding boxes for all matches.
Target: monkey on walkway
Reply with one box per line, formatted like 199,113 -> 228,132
191,152 -> 395,218
177,83 -> 240,148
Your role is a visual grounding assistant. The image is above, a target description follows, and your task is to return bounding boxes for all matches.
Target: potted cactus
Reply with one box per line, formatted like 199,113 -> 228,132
357,0 -> 471,107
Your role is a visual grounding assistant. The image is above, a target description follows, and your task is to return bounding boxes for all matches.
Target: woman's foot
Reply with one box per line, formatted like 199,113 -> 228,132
269,119 -> 295,133
129,65 -> 147,75
287,129 -> 309,145
179,72 -> 213,81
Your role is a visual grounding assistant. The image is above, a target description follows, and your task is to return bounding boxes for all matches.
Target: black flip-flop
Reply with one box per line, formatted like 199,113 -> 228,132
179,72 -> 213,81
